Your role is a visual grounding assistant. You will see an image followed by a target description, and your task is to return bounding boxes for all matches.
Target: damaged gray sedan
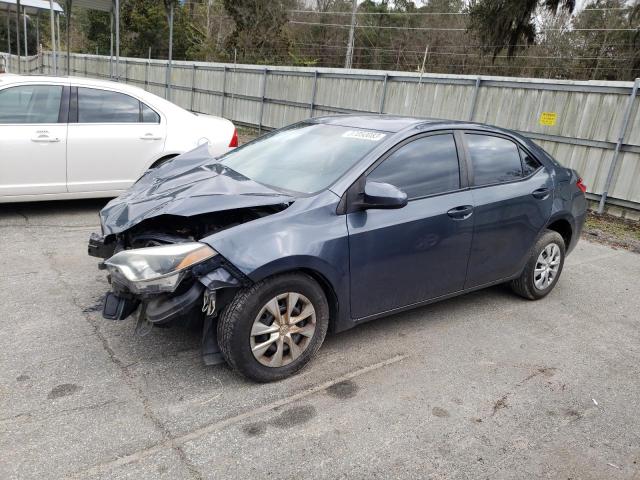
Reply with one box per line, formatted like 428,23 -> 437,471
89,115 -> 586,382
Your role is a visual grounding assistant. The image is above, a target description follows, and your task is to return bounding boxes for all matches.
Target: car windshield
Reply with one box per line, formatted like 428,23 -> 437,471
220,122 -> 388,194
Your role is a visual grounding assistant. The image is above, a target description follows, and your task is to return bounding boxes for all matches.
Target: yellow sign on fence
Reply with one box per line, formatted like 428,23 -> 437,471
539,112 -> 558,126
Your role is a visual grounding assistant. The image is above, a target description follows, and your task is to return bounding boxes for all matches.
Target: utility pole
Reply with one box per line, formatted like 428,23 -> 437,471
6,10 -> 10,56
16,0 -> 21,73
115,0 -> 119,80
50,0 -> 57,75
23,6 -> 28,57
344,0 -> 357,69
166,1 -> 174,100
66,0 -> 72,76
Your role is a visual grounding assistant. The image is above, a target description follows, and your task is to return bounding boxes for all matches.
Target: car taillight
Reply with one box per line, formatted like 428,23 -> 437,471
229,128 -> 238,148
576,178 -> 587,193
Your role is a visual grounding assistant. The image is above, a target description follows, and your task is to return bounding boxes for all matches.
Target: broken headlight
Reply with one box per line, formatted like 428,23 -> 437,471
104,242 -> 217,294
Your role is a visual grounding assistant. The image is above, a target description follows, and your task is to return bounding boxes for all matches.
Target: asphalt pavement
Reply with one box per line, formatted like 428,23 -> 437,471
1,199 -> 639,479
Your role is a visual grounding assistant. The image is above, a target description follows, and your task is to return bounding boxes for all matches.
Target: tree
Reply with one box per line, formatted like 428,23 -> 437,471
570,0 -> 640,80
222,0 -> 294,64
78,0 -> 191,59
468,0 -> 575,59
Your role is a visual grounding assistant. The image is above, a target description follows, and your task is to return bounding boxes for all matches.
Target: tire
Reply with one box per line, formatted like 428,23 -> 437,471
510,229 -> 566,300
217,272 -> 329,382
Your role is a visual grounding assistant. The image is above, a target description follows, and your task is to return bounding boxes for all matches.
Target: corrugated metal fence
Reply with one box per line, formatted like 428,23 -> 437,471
3,52 -> 640,212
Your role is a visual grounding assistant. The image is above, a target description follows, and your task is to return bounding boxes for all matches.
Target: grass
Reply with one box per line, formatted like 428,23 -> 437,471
585,212 -> 640,242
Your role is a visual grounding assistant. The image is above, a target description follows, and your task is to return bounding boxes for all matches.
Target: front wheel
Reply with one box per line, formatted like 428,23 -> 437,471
217,273 -> 329,382
510,230 -> 566,300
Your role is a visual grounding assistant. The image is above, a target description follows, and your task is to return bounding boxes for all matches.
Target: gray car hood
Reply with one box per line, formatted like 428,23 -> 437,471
100,144 -> 294,235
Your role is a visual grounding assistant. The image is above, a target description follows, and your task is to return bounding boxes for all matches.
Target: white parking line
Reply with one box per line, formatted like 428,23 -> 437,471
72,354 -> 408,477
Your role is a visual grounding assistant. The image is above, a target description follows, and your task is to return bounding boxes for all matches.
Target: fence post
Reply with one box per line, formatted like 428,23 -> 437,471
165,60 -> 172,100
84,55 -> 87,77
309,70 -> 318,118
258,68 -> 267,134
190,63 -> 197,112
468,76 -> 481,121
221,66 -> 227,117
144,59 -> 149,90
598,77 -> 640,214
124,58 -> 128,83
379,73 -> 388,113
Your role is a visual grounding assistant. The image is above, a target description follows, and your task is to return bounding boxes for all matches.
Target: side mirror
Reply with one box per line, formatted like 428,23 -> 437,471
356,181 -> 408,210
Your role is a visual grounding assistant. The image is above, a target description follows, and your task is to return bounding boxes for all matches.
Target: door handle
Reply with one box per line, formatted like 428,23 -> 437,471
139,133 -> 162,140
31,135 -> 60,143
447,205 -> 474,220
532,187 -> 551,200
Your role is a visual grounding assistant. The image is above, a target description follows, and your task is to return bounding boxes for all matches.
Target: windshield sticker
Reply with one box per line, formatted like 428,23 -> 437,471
342,130 -> 386,141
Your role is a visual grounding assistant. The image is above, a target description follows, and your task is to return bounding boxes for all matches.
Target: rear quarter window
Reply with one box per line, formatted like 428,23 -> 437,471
520,148 -> 542,176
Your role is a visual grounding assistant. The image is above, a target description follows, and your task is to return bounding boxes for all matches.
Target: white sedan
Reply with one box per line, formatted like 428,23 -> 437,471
0,74 -> 237,202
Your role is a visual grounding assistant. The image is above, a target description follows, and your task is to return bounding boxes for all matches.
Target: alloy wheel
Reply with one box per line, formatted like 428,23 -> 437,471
249,292 -> 317,367
534,243 -> 561,290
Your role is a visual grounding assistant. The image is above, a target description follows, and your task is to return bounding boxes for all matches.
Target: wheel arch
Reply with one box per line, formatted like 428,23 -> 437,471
247,256 -> 347,333
147,152 -> 182,170
546,216 -> 574,250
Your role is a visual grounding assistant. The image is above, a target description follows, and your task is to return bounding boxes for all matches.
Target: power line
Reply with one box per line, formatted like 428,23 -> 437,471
232,54 -> 630,71
290,41 -> 638,50
287,46 -> 635,62
288,9 -> 468,16
288,7 -> 631,15
582,7 -> 628,10
288,20 -> 639,32
289,21 -> 467,31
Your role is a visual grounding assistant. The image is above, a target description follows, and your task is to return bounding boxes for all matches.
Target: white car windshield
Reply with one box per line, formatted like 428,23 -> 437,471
220,123 -> 388,194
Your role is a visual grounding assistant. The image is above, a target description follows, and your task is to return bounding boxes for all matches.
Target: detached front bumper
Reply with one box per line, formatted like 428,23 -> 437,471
89,231 -> 249,365
102,281 -> 204,324
99,258 -> 243,324
88,232 -> 116,259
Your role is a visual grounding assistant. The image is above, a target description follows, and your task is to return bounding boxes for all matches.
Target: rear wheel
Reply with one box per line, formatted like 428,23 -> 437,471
510,230 -> 565,300
217,273 -> 329,382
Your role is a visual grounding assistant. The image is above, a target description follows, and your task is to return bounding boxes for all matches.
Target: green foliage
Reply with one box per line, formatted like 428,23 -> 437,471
569,0 -> 640,79
222,0 -> 294,64
65,0 -> 639,80
79,0 -> 191,59
0,10 -> 40,55
468,0 -> 575,59
77,9 -> 111,54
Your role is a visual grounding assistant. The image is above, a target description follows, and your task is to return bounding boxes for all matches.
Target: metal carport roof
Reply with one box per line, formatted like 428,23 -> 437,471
1,0 -> 63,70
1,0 -> 63,14
3,0 -> 175,90
2,0 -> 119,76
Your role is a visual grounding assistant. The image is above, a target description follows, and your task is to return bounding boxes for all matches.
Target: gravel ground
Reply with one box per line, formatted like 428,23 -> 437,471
1,200 -> 639,479
236,126 -> 260,146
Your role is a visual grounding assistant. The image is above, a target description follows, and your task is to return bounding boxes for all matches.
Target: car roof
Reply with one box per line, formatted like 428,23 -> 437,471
307,114 -> 531,141
1,73 -> 145,94
0,73 -> 186,115
309,114 -> 430,132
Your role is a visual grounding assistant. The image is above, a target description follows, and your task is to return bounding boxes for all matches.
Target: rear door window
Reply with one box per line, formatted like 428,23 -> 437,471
368,133 -> 460,200
465,134 -> 523,186
77,87 -> 141,123
0,85 -> 63,124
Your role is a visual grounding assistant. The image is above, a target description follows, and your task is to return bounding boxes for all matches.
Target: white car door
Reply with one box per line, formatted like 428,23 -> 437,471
0,83 -> 68,197
66,86 -> 167,193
